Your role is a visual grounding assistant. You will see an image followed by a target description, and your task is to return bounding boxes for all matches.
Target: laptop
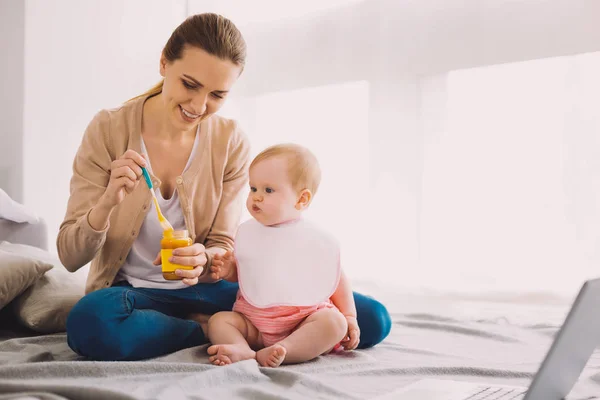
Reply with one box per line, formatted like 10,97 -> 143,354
374,278 -> 600,400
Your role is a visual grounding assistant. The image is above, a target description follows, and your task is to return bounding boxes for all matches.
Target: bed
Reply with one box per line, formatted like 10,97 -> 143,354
1,217 -> 599,399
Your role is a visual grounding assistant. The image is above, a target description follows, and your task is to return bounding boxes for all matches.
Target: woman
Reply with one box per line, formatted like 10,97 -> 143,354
60,13 -> 391,361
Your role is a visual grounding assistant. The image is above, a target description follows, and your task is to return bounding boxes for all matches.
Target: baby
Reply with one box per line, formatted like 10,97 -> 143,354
206,143 -> 360,367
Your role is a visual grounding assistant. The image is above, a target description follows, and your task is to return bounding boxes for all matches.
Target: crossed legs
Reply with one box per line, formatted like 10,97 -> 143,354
207,308 -> 347,367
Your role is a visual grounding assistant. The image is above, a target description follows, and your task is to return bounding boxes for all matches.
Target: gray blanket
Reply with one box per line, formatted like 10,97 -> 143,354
1,292 -> 599,400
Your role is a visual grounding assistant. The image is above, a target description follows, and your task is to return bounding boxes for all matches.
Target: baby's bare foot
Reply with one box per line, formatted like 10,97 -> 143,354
207,344 -> 256,366
256,344 -> 287,367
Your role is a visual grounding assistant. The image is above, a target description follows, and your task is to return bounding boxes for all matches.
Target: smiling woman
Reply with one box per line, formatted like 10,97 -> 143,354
145,46 -> 241,128
57,13 -> 391,362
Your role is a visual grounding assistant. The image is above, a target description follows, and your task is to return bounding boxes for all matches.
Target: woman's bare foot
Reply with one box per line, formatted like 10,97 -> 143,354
207,344 -> 256,366
256,344 -> 287,367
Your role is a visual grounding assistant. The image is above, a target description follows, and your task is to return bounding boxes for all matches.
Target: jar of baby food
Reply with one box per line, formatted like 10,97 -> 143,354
161,230 -> 193,280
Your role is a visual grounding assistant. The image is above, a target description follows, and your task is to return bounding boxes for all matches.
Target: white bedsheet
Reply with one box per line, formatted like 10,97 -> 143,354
1,288 -> 599,400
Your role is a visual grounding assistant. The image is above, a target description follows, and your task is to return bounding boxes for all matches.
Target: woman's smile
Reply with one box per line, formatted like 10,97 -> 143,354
179,105 -> 201,122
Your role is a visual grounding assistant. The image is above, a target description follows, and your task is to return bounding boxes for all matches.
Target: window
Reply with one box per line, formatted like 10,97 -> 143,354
420,52 -> 600,295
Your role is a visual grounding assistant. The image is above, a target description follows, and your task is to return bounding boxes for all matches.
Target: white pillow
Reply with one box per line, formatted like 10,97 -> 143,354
0,241 -> 86,333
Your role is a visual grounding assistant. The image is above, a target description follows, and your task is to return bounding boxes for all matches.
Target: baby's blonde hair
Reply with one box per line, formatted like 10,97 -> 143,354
250,143 -> 321,195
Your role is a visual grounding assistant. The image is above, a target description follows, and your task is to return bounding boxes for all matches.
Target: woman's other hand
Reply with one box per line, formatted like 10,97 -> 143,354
152,243 -> 207,286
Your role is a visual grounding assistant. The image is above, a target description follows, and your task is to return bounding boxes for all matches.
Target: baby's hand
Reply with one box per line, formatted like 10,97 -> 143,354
210,251 -> 236,281
341,316 -> 360,351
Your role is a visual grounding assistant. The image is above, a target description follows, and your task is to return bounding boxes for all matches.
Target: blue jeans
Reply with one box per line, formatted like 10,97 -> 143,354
66,280 -> 392,361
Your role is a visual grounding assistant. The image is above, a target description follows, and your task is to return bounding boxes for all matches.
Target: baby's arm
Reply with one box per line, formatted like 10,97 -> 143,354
210,251 -> 238,282
330,270 -> 360,350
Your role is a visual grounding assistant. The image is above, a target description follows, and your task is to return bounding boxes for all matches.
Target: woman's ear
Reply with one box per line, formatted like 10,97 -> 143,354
295,189 -> 312,210
159,54 -> 167,77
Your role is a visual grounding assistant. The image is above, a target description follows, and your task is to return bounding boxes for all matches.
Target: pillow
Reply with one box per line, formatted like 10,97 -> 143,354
0,241 -> 86,333
0,250 -> 53,310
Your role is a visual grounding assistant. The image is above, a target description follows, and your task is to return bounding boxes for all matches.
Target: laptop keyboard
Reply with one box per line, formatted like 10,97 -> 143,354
462,386 -> 527,400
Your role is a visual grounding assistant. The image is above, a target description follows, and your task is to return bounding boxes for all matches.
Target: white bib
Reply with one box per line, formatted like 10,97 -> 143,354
235,218 -> 340,308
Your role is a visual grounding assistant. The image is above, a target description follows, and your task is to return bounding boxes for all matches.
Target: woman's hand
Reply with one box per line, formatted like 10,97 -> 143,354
88,150 -> 147,230
100,150 -> 147,209
152,243 -> 207,286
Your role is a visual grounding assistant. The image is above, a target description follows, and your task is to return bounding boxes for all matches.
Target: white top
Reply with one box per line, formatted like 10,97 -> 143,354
235,218 -> 341,308
116,130 -> 200,289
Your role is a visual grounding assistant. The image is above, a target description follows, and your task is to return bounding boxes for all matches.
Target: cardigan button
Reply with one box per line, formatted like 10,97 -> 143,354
176,177 -> 183,184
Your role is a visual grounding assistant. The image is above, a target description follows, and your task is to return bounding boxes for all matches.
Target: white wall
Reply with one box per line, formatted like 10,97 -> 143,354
0,0 -> 25,203
234,0 -> 600,96
22,0 -> 186,252
9,1 -> 600,295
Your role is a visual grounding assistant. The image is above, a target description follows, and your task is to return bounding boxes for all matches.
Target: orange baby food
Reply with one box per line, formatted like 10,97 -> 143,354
161,229 -> 193,280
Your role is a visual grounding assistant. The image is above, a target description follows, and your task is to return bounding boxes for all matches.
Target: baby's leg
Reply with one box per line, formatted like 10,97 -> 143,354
207,311 -> 261,366
256,308 -> 347,367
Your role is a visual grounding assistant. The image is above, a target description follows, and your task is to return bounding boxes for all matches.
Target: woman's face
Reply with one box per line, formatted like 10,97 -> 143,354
159,45 -> 242,131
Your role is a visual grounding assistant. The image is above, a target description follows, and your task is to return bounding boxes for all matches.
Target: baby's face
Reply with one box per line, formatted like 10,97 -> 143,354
247,156 -> 302,226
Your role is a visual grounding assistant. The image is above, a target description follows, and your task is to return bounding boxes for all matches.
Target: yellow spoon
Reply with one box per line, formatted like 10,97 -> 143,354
150,190 -> 174,232
142,167 -> 173,232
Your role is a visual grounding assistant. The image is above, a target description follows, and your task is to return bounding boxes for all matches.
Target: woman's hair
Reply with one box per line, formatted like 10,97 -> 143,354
251,144 -> 322,196
133,13 -> 246,100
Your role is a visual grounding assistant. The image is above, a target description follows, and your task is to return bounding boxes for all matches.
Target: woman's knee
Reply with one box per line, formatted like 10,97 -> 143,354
354,293 -> 392,349
66,288 -> 129,360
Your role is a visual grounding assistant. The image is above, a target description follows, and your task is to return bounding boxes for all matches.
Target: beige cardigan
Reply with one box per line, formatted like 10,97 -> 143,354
57,96 -> 250,294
